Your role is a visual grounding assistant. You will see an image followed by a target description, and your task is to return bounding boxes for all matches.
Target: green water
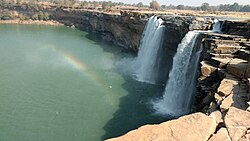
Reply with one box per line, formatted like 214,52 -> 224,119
0,24 -> 166,141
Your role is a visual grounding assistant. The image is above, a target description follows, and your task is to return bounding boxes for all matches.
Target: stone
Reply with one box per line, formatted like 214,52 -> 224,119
201,61 -> 217,77
247,102 -> 250,112
206,102 -> 217,114
209,110 -> 223,125
225,107 -> 250,141
217,75 -> 238,96
106,113 -> 217,141
214,93 -> 224,103
239,133 -> 250,141
227,58 -> 248,79
220,84 -> 248,111
220,94 -> 233,111
208,128 -> 231,141
211,57 -> 231,68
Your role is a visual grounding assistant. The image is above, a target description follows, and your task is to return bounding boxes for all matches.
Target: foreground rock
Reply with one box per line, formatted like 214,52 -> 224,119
225,107 -> 250,141
208,128 -> 231,141
106,113 -> 216,141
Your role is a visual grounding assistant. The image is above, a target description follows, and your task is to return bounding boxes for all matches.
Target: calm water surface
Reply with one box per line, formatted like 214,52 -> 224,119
0,24 -> 166,141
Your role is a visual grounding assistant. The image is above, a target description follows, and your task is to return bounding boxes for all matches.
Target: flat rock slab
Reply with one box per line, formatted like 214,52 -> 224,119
217,74 -> 238,96
209,128 -> 231,141
106,113 -> 216,141
227,58 -> 248,79
225,107 -> 250,141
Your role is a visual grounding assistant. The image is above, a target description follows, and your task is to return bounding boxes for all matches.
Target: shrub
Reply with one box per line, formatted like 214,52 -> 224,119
31,13 -> 39,20
32,11 -> 51,21
1,9 -> 13,20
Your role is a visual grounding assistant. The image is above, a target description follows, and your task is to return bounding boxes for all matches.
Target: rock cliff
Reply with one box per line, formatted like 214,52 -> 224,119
106,21 -> 250,141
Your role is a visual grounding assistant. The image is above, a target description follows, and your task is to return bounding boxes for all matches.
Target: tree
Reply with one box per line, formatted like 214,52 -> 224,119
229,2 -> 241,11
150,0 -> 160,10
137,2 -> 143,7
177,5 -> 185,10
102,1 -> 113,10
201,2 -> 210,11
161,5 -> 167,9
240,5 -> 250,12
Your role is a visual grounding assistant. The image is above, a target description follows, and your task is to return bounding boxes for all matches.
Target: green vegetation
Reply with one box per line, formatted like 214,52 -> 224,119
0,9 -> 13,20
0,0 -> 249,13
32,11 -> 50,21
150,0 -> 160,10
162,2 -> 250,12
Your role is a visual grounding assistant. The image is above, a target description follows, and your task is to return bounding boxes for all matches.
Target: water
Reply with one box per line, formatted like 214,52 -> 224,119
153,31 -> 202,117
212,19 -> 221,33
0,24 -> 166,141
136,16 -> 165,84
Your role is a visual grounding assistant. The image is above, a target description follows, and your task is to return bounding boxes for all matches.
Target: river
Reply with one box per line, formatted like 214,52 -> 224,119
0,24 -> 166,141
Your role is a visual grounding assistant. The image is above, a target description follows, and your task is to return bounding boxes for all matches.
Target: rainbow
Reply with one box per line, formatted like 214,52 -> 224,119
45,44 -> 116,105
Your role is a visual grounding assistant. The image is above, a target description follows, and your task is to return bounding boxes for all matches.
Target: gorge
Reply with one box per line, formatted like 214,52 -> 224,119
0,4 -> 250,141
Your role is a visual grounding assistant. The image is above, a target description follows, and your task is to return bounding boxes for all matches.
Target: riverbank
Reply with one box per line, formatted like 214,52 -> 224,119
0,19 -> 63,26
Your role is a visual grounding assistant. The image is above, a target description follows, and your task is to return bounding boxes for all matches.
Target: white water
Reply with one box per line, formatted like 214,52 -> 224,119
212,19 -> 221,32
136,16 -> 165,84
153,31 -> 202,117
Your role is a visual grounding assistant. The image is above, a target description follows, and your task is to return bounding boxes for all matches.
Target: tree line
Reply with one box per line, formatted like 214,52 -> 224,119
161,2 -> 250,12
0,0 -> 250,12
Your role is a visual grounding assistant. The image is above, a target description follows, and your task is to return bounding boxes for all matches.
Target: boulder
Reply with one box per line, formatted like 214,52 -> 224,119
227,59 -> 248,79
208,128 -> 231,141
220,94 -> 233,111
106,113 -> 217,141
200,61 -> 217,77
224,107 -> 250,141
220,81 -> 248,111
217,74 -> 238,96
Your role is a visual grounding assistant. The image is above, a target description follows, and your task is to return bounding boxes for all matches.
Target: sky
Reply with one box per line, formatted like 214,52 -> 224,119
87,0 -> 250,6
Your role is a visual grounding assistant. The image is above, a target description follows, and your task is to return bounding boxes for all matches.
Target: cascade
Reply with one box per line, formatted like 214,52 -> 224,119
136,16 -> 165,84
212,19 -> 221,32
153,31 -> 202,117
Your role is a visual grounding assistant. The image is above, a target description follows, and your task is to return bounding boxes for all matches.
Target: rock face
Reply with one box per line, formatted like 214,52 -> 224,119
48,10 -> 146,51
221,21 -> 250,38
106,113 -> 217,141
225,107 -> 250,141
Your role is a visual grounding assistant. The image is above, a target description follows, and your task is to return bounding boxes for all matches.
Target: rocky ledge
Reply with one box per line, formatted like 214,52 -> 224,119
107,24 -> 250,141
107,107 -> 250,141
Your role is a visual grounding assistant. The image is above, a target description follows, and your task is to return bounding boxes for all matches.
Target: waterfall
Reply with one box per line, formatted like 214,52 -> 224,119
212,19 -> 221,32
135,16 -> 165,84
153,31 -> 202,117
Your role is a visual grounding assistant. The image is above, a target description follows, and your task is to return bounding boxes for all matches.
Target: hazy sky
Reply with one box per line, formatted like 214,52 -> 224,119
88,0 -> 250,6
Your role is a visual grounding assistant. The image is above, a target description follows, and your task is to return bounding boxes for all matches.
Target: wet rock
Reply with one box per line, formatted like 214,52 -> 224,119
208,128 -> 231,141
106,113 -> 217,141
225,107 -> 250,141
